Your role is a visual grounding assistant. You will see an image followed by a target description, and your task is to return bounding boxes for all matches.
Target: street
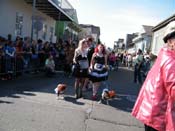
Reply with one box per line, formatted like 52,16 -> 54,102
0,66 -> 144,131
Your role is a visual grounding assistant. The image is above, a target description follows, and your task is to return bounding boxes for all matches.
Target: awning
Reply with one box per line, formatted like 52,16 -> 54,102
24,0 -> 74,22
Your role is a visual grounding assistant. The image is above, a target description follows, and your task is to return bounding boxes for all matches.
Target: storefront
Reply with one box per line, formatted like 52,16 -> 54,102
0,0 -> 74,42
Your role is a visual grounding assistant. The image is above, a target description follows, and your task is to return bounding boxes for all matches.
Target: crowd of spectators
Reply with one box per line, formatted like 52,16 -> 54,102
0,35 -> 77,80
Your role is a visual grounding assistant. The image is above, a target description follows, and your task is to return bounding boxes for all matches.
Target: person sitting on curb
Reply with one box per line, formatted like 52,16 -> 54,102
45,54 -> 55,77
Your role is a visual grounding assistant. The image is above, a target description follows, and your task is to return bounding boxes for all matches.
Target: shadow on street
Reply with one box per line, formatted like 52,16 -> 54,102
0,67 -> 141,113
64,96 -> 85,105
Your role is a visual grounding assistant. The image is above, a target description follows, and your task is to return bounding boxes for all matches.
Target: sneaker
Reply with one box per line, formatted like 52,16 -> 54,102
75,87 -> 82,99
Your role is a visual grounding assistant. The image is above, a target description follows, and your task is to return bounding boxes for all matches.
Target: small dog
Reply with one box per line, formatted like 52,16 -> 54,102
98,88 -> 116,105
54,84 -> 67,99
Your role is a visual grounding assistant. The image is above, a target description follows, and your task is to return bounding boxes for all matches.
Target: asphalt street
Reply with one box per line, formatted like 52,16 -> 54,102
0,66 -> 144,131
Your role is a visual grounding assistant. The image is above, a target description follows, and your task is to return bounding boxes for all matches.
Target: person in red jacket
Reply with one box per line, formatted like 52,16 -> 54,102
132,21 -> 175,131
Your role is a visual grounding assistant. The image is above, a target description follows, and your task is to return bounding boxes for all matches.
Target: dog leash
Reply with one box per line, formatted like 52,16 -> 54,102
102,71 -> 115,92
103,75 -> 109,89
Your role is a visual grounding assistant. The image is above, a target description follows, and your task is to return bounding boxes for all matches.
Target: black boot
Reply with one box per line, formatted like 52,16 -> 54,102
75,86 -> 82,99
75,87 -> 79,99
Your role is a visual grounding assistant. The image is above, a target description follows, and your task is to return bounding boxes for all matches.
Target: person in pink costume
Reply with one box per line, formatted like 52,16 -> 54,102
132,21 -> 175,131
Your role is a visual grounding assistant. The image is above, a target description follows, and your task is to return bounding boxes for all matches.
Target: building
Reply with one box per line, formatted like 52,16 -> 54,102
114,38 -> 125,53
55,0 -> 81,42
0,0 -> 74,42
151,14 -> 175,55
126,33 -> 138,48
78,24 -> 100,43
132,25 -> 153,53
125,33 -> 138,54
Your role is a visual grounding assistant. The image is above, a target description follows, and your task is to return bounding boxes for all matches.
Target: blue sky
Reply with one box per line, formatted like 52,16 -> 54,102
69,0 -> 175,48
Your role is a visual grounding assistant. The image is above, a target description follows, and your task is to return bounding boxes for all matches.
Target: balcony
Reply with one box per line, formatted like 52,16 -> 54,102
24,0 -> 74,22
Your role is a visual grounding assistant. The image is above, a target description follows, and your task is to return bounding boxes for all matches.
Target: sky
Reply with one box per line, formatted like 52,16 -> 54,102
68,0 -> 175,48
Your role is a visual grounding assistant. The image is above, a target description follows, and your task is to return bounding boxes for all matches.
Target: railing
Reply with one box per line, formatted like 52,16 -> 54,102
0,52 -> 67,80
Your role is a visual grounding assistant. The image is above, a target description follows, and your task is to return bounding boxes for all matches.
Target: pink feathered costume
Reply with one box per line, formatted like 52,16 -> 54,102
132,47 -> 175,131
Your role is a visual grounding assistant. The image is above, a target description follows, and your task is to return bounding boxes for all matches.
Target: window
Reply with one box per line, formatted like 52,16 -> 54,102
42,24 -> 47,40
33,15 -> 44,40
49,27 -> 54,42
15,12 -> 23,36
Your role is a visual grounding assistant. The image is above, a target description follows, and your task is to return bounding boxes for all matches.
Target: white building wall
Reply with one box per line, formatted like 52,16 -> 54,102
127,48 -> 136,54
134,36 -> 152,53
143,35 -> 152,52
0,0 -> 56,42
151,27 -> 166,55
135,41 -> 144,52
92,34 -> 98,42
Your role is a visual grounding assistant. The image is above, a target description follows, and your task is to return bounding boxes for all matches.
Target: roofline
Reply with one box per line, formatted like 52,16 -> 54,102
79,24 -> 100,28
152,14 -> 175,32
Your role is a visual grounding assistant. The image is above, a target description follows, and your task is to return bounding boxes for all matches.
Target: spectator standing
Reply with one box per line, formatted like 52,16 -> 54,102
15,39 -> 24,76
108,51 -> 116,70
133,49 -> 144,84
4,40 -> 16,79
31,40 -> 39,73
43,41 -> 50,62
23,41 -> 32,73
127,53 -> 132,68
83,37 -> 95,91
37,39 -> 45,68
0,38 -> 5,79
64,41 -> 72,76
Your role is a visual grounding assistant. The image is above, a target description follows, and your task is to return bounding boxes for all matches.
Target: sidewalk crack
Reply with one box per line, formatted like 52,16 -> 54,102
84,101 -> 94,131
90,117 -> 143,128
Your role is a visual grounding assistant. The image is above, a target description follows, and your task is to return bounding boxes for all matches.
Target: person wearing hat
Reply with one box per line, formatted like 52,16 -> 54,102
132,21 -> 175,131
